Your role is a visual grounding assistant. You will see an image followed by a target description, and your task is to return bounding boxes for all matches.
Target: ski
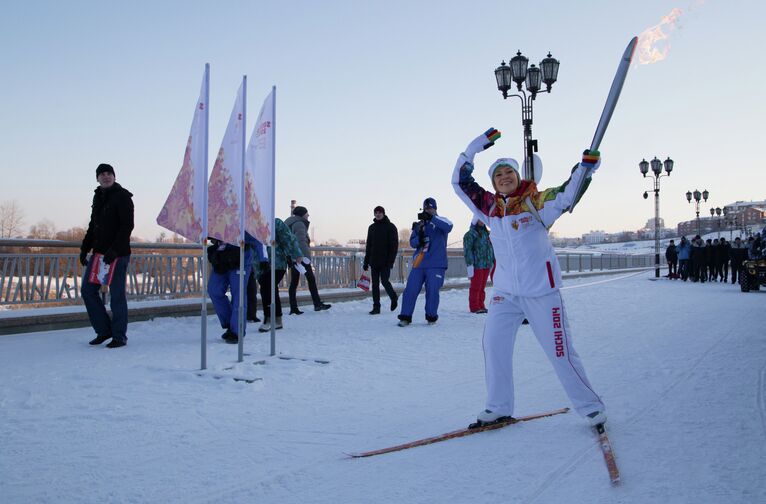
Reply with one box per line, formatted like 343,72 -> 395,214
595,423 -> 620,485
346,407 -> 569,458
569,36 -> 638,213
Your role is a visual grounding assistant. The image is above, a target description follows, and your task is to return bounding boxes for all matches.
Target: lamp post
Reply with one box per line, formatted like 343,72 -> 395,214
686,189 -> 709,236
710,207 -> 722,238
495,51 -> 560,182
723,207 -> 733,241
640,156 -> 674,278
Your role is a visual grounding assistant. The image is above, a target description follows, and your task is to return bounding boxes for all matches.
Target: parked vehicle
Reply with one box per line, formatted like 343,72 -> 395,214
739,259 -> 766,292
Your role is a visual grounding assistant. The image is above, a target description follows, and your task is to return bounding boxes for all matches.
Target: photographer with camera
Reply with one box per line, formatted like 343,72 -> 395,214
397,197 -> 453,327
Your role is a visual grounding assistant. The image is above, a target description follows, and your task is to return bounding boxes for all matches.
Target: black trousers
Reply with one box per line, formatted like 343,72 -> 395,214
289,263 -> 322,310
679,259 -> 690,280
370,266 -> 397,308
731,260 -> 743,284
258,269 -> 286,319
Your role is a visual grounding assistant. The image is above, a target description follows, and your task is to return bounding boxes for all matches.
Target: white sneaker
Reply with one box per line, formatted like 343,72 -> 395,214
468,409 -> 514,428
586,410 -> 607,426
275,316 -> 283,330
477,409 -> 512,423
397,320 -> 410,327
258,320 -> 270,332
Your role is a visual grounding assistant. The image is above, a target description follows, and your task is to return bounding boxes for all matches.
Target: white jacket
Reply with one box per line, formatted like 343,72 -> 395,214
452,152 -> 593,297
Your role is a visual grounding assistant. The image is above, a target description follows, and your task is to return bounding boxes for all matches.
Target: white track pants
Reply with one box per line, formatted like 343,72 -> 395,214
482,290 -> 605,418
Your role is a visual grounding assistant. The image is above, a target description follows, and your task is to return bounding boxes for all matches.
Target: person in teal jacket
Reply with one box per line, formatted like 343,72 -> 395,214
463,217 -> 495,313
255,218 -> 304,332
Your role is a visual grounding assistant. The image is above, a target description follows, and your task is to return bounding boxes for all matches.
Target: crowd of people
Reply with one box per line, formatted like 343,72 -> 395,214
78,153 -> 761,432
665,233 -> 764,283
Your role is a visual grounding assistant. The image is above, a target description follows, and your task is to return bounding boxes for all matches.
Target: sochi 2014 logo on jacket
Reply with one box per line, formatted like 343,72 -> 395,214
512,216 -> 533,231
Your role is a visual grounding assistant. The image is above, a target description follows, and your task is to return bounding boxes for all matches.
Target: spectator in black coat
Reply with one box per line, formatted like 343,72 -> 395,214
691,235 -> 706,282
730,237 -> 748,284
717,237 -> 730,282
665,240 -> 678,278
80,163 -> 134,348
706,239 -> 717,282
363,206 -> 399,314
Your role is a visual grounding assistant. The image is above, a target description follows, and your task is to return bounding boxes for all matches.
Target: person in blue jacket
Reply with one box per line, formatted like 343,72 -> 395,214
397,197 -> 453,326
676,236 -> 692,281
207,232 -> 264,344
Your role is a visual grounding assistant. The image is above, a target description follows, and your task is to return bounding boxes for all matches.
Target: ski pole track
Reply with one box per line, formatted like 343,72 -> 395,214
560,270 -> 647,290
526,297 -> 745,501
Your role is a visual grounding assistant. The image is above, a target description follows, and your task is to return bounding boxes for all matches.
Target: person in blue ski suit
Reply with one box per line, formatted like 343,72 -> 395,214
676,236 -> 692,281
397,197 -> 453,326
207,232 -> 265,344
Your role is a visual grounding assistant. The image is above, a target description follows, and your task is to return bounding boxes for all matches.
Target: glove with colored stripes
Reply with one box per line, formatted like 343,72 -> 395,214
581,149 -> 601,173
464,128 -> 502,158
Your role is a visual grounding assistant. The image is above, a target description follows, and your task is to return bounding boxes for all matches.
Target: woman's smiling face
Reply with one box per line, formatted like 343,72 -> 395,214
493,165 -> 519,194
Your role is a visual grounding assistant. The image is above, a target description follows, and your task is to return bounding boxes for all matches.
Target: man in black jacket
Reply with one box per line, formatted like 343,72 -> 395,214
80,163 -> 134,348
730,236 -> 748,284
363,206 -> 399,314
665,240 -> 678,278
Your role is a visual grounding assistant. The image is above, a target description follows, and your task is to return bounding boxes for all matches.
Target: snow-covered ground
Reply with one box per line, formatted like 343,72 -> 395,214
1,271 -> 764,504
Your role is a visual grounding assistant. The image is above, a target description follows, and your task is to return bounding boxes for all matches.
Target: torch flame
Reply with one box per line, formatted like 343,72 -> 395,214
637,8 -> 684,65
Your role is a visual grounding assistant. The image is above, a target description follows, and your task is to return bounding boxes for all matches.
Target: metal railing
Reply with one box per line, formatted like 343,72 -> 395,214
0,239 -> 657,306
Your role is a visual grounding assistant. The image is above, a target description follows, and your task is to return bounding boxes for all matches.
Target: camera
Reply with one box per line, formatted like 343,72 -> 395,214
417,211 -> 429,221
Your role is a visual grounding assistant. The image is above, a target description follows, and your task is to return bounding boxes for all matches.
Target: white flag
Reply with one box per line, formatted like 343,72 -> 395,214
207,80 -> 245,245
244,87 -> 275,243
156,66 -> 209,242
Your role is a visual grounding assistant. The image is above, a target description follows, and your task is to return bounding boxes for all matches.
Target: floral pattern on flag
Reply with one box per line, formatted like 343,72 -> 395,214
244,89 -> 276,243
245,171 -> 270,243
156,136 -> 203,241
207,148 -> 240,244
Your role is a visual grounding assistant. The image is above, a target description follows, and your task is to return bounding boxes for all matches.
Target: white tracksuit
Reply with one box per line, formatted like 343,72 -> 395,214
452,151 -> 605,419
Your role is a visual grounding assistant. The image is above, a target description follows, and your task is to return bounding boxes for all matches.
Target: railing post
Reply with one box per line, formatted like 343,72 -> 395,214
349,253 -> 357,288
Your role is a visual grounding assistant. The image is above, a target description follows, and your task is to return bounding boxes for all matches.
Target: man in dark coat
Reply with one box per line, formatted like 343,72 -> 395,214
363,206 -> 399,314
664,240 -> 678,278
717,237 -> 730,282
691,235 -> 705,282
730,236 -> 748,284
80,163 -> 134,348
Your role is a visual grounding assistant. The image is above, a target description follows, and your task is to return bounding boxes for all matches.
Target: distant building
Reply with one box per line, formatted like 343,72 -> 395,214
582,230 -> 606,244
678,200 -> 766,236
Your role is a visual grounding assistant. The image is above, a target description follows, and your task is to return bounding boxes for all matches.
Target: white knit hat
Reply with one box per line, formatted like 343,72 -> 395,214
488,158 -> 521,190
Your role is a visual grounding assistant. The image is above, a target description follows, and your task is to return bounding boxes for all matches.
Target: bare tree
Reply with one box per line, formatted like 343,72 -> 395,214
56,226 -> 87,242
28,219 -> 57,239
399,228 -> 412,248
0,200 -> 25,238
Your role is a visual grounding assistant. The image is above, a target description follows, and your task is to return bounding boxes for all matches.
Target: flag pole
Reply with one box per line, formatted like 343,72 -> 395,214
201,63 -> 210,370
270,86 -> 277,356
237,75 -> 247,363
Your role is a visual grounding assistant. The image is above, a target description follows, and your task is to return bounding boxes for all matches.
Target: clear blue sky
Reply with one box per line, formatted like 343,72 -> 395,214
1,0 -> 763,244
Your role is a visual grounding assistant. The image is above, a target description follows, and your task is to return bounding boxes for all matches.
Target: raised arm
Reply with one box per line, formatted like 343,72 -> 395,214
535,150 -> 601,227
452,128 -> 501,219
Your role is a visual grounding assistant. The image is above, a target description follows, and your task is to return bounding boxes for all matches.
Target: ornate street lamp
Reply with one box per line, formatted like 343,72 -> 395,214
540,53 -> 560,92
640,156 -> 674,278
494,50 -> 559,182
687,188 -> 709,235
